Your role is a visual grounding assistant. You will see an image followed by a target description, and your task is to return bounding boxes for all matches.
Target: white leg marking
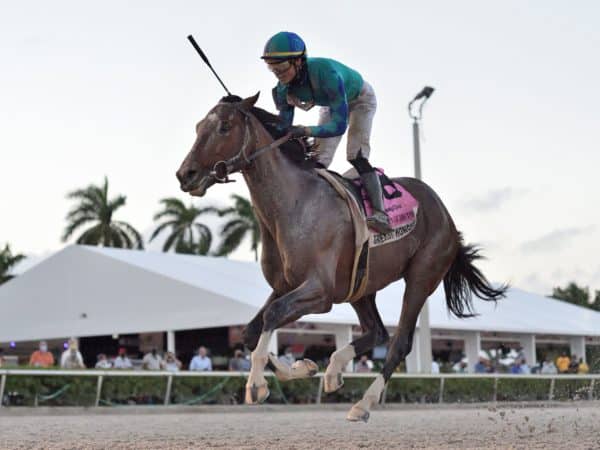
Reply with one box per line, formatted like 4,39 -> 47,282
324,344 -> 355,392
347,374 -> 386,422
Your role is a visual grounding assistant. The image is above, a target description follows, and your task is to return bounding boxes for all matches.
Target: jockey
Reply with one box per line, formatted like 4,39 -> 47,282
262,31 -> 392,234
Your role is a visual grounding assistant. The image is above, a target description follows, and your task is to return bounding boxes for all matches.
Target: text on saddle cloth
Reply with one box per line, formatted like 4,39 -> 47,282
353,169 -> 419,248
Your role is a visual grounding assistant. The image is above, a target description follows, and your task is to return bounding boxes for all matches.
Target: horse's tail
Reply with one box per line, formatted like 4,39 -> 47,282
443,233 -> 508,318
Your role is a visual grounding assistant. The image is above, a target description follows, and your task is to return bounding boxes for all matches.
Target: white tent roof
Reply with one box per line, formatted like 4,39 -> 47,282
1,245 -> 599,342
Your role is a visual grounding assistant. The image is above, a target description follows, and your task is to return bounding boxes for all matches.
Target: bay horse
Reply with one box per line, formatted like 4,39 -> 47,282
176,93 -> 506,422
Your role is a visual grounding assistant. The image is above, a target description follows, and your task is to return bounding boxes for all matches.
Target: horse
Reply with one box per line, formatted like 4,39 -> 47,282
176,93 -> 507,422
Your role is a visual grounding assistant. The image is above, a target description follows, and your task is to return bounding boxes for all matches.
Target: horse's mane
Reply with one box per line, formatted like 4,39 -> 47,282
220,95 -> 316,169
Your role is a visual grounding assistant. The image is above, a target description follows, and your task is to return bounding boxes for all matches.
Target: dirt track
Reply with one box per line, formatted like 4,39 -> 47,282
1,403 -> 599,449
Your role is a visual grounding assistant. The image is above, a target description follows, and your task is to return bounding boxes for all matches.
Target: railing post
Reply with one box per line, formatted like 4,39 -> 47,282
315,375 -> 324,405
0,374 -> 6,408
549,378 -> 555,401
95,375 -> 103,407
439,377 -> 444,404
588,379 -> 595,401
164,374 -> 173,406
492,377 -> 498,403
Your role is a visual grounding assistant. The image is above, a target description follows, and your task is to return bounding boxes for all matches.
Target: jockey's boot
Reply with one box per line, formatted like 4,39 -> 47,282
361,171 -> 393,234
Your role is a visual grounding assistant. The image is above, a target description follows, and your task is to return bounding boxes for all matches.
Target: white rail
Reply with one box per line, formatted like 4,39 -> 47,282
0,370 -> 597,408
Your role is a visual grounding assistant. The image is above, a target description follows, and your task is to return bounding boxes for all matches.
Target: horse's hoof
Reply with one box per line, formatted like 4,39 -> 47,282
244,383 -> 270,405
346,404 -> 370,423
269,354 -> 318,381
324,372 -> 344,393
292,359 -> 318,377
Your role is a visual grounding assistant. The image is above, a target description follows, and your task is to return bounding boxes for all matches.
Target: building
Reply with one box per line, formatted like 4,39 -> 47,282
1,245 -> 599,371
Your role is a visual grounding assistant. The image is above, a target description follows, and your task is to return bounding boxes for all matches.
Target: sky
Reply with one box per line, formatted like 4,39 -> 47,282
1,1 -> 599,297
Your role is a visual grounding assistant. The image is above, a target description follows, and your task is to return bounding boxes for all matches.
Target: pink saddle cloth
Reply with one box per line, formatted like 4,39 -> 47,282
353,169 -> 419,245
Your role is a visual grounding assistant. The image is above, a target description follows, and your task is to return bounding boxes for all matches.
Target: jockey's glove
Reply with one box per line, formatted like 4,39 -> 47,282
289,126 -> 310,139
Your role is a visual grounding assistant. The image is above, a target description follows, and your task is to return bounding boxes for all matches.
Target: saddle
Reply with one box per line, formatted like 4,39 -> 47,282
315,168 -> 419,302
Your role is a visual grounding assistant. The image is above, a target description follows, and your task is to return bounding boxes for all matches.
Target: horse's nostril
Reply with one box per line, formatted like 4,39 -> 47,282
186,170 -> 198,183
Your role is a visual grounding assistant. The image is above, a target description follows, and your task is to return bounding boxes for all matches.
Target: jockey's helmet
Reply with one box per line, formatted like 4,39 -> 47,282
261,32 -> 306,60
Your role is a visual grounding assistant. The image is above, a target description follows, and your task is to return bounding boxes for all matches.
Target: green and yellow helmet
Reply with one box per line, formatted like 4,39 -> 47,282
261,31 -> 306,60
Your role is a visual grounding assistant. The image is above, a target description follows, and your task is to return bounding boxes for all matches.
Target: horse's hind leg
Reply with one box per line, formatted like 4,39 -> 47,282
324,293 -> 389,393
347,245 -> 453,422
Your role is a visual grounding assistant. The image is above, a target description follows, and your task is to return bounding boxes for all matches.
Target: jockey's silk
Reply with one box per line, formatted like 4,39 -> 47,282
273,57 -> 364,138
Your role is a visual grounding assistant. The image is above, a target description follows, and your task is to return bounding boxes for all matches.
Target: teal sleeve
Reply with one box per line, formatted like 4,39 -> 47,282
308,67 -> 348,138
272,85 -> 294,131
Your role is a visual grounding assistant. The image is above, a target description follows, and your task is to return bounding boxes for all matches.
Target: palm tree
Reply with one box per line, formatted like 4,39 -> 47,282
62,177 -> 143,249
0,244 -> 25,284
216,194 -> 261,261
150,198 -> 217,255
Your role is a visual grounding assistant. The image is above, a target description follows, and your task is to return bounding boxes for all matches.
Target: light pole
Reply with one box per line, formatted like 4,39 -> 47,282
408,86 -> 435,373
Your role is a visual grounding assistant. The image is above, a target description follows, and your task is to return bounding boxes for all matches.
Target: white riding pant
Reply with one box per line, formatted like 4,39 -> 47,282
316,80 -> 377,168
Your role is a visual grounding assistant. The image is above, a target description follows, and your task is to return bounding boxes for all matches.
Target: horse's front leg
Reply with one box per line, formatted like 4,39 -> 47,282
241,291 -> 279,351
245,278 -> 332,404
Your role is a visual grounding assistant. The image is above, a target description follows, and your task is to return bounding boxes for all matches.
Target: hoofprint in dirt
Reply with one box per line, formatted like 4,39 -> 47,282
1,403 -> 599,449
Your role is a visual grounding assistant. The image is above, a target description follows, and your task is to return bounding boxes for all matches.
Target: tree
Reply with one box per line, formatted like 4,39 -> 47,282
62,177 -> 143,249
216,194 -> 261,261
150,198 -> 216,255
591,290 -> 600,312
0,244 -> 25,284
551,282 -> 591,309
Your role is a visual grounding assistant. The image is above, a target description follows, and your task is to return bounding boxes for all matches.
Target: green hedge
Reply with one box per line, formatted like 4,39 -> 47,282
497,378 -> 549,401
385,378 -> 440,403
443,378 -> 494,403
3,375 -> 97,407
2,374 -> 597,407
100,376 -> 167,405
553,379 -> 593,401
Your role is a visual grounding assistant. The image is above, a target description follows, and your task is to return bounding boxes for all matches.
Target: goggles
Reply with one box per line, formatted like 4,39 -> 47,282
266,60 -> 293,75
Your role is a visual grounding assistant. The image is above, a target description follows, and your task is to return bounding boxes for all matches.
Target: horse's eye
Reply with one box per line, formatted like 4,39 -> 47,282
219,121 -> 232,134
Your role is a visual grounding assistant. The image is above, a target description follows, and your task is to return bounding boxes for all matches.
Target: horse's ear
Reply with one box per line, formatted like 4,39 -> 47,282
240,92 -> 260,110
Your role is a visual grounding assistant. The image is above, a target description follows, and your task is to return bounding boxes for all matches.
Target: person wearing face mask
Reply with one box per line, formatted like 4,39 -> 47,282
29,341 -> 55,368
262,31 -> 391,234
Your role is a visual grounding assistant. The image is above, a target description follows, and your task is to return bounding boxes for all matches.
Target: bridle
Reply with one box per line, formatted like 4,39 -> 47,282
208,104 -> 292,183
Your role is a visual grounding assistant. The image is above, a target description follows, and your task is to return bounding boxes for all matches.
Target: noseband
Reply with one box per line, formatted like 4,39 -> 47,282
209,105 -> 291,183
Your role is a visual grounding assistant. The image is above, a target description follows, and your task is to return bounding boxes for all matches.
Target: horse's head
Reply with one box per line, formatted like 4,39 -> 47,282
176,92 -> 260,196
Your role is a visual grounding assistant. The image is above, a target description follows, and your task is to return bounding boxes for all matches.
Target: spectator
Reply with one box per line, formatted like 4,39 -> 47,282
556,352 -> 570,373
60,339 -> 85,369
190,346 -> 212,371
510,361 -> 521,374
113,347 -> 133,370
568,355 -> 580,374
278,347 -> 295,367
452,360 -> 468,373
229,349 -> 251,371
474,357 -> 488,374
431,358 -> 440,374
541,358 -> 558,374
577,358 -> 590,375
164,352 -> 182,372
520,358 -> 531,374
354,355 -> 374,373
95,353 -> 112,369
142,348 -> 164,371
0,348 -> 5,368
29,341 -> 55,368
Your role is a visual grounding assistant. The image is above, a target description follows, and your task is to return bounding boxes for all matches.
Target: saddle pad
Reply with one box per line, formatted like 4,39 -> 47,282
353,169 -> 419,248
